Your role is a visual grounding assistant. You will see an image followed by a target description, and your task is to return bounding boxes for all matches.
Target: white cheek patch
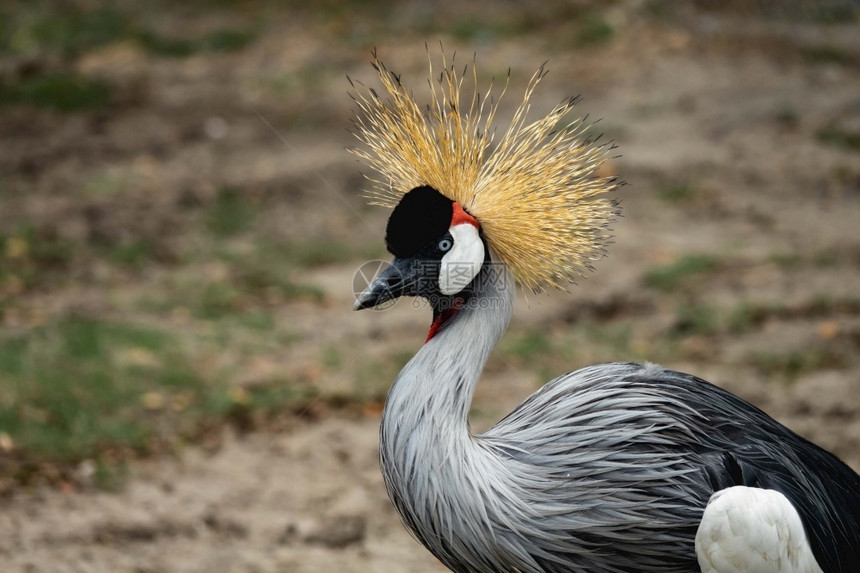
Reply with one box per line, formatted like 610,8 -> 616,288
439,224 -> 484,295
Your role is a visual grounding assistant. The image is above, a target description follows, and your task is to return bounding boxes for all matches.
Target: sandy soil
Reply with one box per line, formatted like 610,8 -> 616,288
1,2 -> 859,572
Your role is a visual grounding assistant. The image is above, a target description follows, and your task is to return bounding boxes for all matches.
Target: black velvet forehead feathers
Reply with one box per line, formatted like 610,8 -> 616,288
385,186 -> 453,258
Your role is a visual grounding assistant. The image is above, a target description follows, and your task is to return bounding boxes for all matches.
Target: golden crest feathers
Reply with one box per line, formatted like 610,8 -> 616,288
349,49 -> 620,292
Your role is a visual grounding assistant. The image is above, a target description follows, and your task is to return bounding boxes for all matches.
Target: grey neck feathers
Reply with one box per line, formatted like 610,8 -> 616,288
381,259 -> 514,446
379,259 -> 515,565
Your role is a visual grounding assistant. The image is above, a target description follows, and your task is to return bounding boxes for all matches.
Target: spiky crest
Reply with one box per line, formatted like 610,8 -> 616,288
349,48 -> 620,291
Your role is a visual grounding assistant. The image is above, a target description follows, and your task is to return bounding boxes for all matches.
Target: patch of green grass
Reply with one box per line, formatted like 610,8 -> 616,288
263,64 -> 333,101
237,310 -> 276,331
657,183 -> 697,204
242,382 -> 318,415
0,2 -> 258,58
643,254 -> 722,293
92,459 -> 129,492
642,0 -> 674,21
576,13 -> 614,46
808,4 -> 857,24
806,293 -> 842,314
447,17 -> 523,42
205,186 -> 257,237
106,239 -> 154,268
285,239 -> 364,267
1,226 -> 76,293
726,295 -> 860,334
135,26 -> 257,58
0,3 -> 130,56
774,104 -> 800,128
726,301 -> 778,334
321,346 -> 343,370
83,172 -> 128,197
0,318 -> 195,461
353,349 -> 413,400
231,256 -> 326,304
672,304 -> 719,336
755,4 -> 857,25
209,236 -> 376,306
277,281 -> 326,302
450,18 -> 487,41
205,28 -> 257,52
767,251 -> 802,268
134,30 -> 197,58
817,123 -> 860,152
768,249 -> 844,270
1,226 -> 74,267
746,348 -> 846,381
0,73 -> 112,112
0,315 -> 317,481
811,250 -> 839,267
800,45 -> 857,67
581,321 -> 635,359
353,359 -> 389,399
143,238 -> 332,320
196,282 -> 243,319
498,328 -> 553,366
154,272 -> 324,322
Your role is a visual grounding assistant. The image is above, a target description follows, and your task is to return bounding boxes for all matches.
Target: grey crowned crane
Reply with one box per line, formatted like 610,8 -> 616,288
350,53 -> 860,572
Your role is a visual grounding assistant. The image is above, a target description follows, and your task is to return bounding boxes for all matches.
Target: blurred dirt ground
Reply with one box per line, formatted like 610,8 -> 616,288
1,1 -> 859,571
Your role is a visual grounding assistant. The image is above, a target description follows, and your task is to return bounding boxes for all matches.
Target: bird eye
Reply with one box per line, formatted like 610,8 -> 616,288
438,237 -> 453,252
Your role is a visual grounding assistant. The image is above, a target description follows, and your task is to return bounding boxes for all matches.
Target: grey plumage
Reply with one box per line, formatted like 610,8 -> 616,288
348,54 -> 860,570
377,258 -> 860,572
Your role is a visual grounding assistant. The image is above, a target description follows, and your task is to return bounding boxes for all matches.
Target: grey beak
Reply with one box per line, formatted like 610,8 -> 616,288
353,259 -> 406,310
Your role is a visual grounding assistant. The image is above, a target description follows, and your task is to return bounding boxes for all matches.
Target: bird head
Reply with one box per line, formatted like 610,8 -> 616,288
354,185 -> 487,312
350,50 -> 620,318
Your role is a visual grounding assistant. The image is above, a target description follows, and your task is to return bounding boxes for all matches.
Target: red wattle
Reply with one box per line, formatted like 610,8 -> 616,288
426,298 -> 464,342
451,202 -> 479,228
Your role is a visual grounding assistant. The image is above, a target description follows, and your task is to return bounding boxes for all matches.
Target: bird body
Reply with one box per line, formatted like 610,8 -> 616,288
374,256 -> 859,572
351,52 -> 860,572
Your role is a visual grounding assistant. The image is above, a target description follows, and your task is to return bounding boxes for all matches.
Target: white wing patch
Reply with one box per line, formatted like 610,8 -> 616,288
439,224 -> 484,295
695,486 -> 823,573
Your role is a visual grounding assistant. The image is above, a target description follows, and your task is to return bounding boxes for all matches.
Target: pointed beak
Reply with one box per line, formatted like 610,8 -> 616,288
353,258 -> 408,310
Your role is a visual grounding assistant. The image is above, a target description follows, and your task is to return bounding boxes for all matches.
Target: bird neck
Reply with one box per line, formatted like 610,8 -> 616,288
383,259 -> 514,441
379,259 -> 514,545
